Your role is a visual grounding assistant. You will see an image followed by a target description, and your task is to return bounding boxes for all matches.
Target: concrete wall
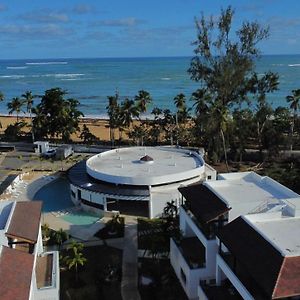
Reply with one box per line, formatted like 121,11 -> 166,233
216,254 -> 254,300
170,239 -> 212,299
34,251 -> 60,300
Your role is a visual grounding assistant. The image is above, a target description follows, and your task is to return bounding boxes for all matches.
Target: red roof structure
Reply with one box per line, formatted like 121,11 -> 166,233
0,246 -> 34,300
6,201 -> 42,243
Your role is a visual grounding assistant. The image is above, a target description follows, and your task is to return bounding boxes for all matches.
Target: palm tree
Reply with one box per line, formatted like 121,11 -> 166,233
7,97 -> 24,122
67,239 -> 84,253
53,228 -> 68,250
106,93 -> 120,147
174,93 -> 186,111
119,98 -> 139,140
22,91 -> 36,142
286,89 -> 300,151
0,92 -> 4,128
41,223 -> 51,242
135,90 -> 152,115
65,240 -> 86,282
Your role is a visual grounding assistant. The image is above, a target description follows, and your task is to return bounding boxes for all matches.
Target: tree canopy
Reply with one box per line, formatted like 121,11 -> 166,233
32,88 -> 83,141
188,6 -> 279,165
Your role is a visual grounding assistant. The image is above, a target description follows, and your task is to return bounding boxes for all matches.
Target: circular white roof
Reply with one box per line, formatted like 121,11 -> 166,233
86,147 -> 205,186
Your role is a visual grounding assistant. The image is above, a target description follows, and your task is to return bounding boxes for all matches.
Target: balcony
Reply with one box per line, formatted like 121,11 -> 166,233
35,251 -> 60,299
199,280 -> 243,300
219,251 -> 267,300
175,237 -> 206,269
182,205 -> 216,240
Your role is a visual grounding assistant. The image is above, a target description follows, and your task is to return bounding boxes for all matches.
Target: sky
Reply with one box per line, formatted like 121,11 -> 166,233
0,0 -> 299,59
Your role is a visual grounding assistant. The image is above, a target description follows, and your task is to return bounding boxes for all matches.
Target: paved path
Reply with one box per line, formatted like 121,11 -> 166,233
121,216 -> 141,300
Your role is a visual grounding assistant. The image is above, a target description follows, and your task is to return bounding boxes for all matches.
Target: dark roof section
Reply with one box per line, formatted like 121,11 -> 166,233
0,174 -> 18,194
218,217 -> 300,299
140,155 -> 153,162
67,160 -> 150,197
6,201 -> 42,243
0,246 -> 34,300
179,183 -> 230,223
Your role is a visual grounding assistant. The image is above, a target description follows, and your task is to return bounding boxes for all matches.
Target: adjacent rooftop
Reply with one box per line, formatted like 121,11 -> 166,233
218,216 -> 300,299
0,246 -> 34,300
6,201 -> 42,244
205,172 -> 300,221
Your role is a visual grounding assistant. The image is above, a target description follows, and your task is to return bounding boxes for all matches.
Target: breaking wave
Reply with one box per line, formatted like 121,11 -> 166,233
25,61 -> 68,65
6,66 -> 28,70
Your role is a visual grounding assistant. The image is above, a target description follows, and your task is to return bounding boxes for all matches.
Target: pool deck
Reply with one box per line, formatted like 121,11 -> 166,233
42,211 -> 109,241
0,172 -> 58,202
0,171 -> 109,241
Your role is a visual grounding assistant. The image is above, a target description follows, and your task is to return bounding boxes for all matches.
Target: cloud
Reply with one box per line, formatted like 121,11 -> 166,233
237,4 -> 263,16
19,9 -> 69,23
92,17 -> 145,27
72,4 -> 94,14
0,24 -> 73,39
268,16 -> 300,29
0,4 -> 7,12
86,30 -> 114,40
121,25 -> 192,42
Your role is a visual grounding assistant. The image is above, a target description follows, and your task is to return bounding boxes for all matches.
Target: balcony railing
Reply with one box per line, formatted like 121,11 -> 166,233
199,280 -> 243,300
182,205 -> 217,240
174,237 -> 206,269
219,250 -> 268,300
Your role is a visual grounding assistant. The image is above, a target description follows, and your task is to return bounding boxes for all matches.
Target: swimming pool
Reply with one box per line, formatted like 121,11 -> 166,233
33,177 -> 73,212
61,211 -> 100,226
33,176 -> 101,225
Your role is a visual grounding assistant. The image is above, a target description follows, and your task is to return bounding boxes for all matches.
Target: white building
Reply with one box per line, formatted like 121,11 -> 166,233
170,171 -> 300,299
0,201 -> 60,300
68,147 -> 216,218
204,209 -> 300,300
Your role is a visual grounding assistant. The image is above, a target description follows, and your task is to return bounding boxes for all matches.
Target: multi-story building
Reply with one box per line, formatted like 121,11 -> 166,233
200,211 -> 300,300
170,171 -> 300,299
0,201 -> 60,300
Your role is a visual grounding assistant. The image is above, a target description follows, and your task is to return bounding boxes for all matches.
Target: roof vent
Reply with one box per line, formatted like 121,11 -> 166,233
140,155 -> 154,164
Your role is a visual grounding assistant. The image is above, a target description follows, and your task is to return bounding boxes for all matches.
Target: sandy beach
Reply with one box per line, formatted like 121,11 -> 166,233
0,115 -> 114,142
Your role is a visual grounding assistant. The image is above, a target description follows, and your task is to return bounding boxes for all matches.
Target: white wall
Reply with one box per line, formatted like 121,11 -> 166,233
170,239 -> 213,299
216,254 -> 254,300
179,208 -> 219,279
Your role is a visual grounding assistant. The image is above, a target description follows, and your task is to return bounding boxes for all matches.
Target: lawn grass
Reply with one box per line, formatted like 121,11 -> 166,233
60,245 -> 122,300
138,258 -> 188,300
94,216 -> 125,239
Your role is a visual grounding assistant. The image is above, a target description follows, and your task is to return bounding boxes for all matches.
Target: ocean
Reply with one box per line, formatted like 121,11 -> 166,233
0,55 -> 299,117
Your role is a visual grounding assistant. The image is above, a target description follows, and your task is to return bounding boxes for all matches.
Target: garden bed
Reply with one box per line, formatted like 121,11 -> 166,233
138,258 -> 188,300
60,245 -> 122,300
94,216 -> 125,239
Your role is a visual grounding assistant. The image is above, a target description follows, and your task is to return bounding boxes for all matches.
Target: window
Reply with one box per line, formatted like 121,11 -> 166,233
81,199 -> 104,210
77,189 -> 82,200
180,268 -> 186,284
71,190 -> 76,198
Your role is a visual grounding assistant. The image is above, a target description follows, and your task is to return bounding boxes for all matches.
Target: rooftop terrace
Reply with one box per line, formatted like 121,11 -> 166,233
205,172 -> 300,221
86,147 -> 205,186
245,214 -> 300,257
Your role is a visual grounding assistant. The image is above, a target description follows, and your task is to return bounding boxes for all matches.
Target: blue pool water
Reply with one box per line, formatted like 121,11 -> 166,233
33,177 -> 73,212
33,176 -> 100,225
61,211 -> 100,226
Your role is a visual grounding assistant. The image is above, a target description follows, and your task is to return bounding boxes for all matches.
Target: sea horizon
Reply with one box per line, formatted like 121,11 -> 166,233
0,54 -> 300,117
